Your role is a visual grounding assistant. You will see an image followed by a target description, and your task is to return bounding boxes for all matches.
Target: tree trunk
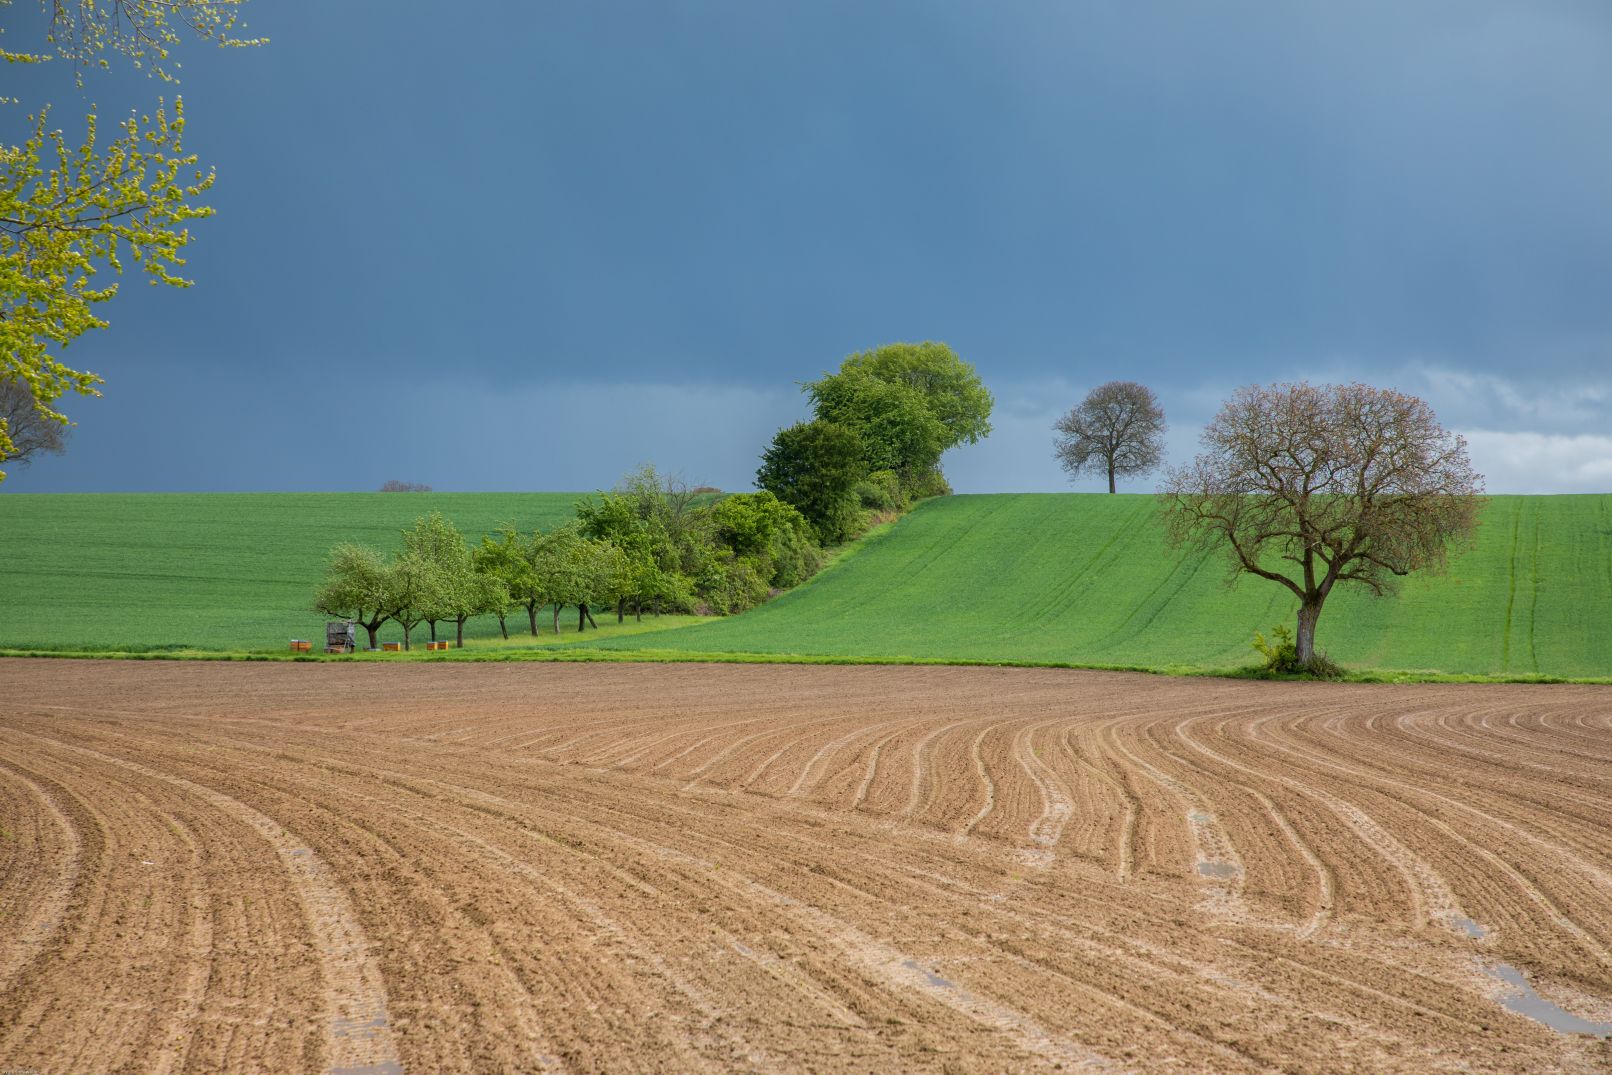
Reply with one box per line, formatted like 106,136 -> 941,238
1108,464 -> 1116,494
552,603 -> 562,635
365,624 -> 379,649
616,597 -> 624,624
585,604 -> 598,629
579,603 -> 597,630
497,614 -> 508,640
455,617 -> 465,648
528,602 -> 539,636
1295,600 -> 1323,667
428,620 -> 437,642
402,624 -> 412,650
635,601 -> 642,623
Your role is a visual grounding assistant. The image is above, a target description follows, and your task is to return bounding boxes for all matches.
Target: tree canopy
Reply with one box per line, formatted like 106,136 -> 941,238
576,466 -> 821,616
474,528 -> 537,638
708,491 -> 823,589
1159,382 -> 1484,669
2,1 -> 262,76
312,543 -> 392,650
756,420 -> 867,544
311,466 -> 834,647
808,370 -> 947,482
0,0 -> 260,480
833,341 -> 993,448
402,513 -> 506,647
804,341 -> 991,495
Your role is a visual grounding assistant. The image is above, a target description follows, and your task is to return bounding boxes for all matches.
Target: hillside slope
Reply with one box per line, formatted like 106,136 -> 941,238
0,492 -> 580,650
599,493 -> 1612,677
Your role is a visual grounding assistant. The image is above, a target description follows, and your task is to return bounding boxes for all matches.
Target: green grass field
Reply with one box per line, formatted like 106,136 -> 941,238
0,492 -> 582,651
593,493 -> 1612,677
4,491 -> 1610,677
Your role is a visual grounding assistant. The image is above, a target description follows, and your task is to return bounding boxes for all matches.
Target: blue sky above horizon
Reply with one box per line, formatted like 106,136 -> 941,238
5,0 -> 1612,495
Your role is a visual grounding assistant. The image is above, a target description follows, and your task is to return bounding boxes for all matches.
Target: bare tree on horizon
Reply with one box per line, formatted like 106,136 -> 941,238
1054,381 -> 1167,493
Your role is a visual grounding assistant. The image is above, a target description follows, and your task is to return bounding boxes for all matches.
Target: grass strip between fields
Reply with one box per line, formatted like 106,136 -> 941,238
5,643 -> 1608,686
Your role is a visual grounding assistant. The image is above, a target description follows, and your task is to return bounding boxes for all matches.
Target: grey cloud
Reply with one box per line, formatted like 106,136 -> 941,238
1461,431 -> 1612,492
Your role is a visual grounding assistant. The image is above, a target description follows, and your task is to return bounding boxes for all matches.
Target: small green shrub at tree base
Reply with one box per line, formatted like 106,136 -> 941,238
1252,624 -> 1299,673
1251,630 -> 1343,679
1304,652 -> 1344,680
1250,624 -> 1344,678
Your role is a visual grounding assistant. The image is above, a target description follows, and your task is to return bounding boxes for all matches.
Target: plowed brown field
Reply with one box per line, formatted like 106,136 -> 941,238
3,659 -> 1610,1074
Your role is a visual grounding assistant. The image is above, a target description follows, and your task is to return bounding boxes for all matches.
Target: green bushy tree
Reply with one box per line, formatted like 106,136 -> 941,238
473,528 -> 536,639
313,543 -> 392,650
577,464 -> 716,585
709,491 -> 824,589
697,552 -> 772,615
757,420 -> 867,543
837,341 -> 994,448
385,551 -> 435,651
403,513 -> 472,644
577,539 -> 629,631
626,553 -> 694,618
808,370 -> 947,484
476,570 -> 515,641
531,524 -> 588,635
804,341 -> 992,497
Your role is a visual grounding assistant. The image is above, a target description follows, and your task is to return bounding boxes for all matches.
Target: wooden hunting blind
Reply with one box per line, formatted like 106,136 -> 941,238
326,620 -> 357,654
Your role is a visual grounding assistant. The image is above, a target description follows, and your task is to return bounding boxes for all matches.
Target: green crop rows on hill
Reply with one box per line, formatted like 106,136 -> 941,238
0,493 -> 580,651
4,491 -> 1610,676
596,493 -> 1612,677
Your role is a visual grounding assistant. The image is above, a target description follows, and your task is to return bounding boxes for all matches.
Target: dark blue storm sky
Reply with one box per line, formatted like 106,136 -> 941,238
6,0 -> 1612,494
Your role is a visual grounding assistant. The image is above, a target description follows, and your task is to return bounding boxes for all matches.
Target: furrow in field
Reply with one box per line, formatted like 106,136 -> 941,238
88,715 -> 1418,1070
4,661 -> 1610,1075
0,730 -> 326,1074
0,758 -> 83,994
13,727 -> 397,1075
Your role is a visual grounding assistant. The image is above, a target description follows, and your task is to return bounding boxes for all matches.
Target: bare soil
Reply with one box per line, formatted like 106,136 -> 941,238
2,659 -> 1610,1074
